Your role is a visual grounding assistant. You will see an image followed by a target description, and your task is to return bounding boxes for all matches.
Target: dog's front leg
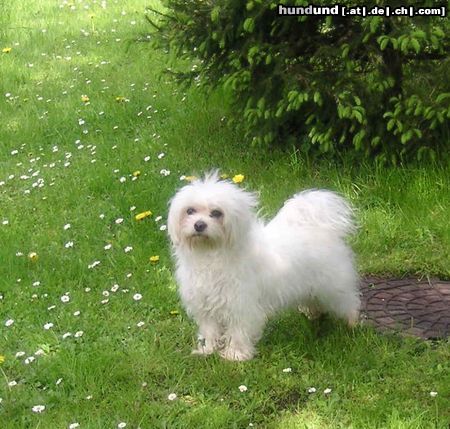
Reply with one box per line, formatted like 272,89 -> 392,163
191,318 -> 223,356
219,317 -> 265,361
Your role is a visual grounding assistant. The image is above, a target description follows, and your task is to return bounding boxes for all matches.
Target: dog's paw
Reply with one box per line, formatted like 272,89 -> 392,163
346,309 -> 361,328
219,346 -> 254,361
191,345 -> 214,356
191,336 -> 217,356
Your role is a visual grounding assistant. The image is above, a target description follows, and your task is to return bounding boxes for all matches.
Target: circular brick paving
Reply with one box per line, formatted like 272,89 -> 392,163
360,277 -> 450,339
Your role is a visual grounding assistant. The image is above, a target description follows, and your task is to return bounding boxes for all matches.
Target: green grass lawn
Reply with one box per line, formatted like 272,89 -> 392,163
1,1 -> 449,428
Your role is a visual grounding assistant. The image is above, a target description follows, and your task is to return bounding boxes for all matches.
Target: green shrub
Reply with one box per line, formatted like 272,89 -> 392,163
149,0 -> 450,163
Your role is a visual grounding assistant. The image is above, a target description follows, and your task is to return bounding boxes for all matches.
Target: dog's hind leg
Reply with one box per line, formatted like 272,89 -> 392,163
322,288 -> 361,328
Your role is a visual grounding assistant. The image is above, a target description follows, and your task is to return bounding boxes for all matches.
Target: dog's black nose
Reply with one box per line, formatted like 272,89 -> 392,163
194,220 -> 207,232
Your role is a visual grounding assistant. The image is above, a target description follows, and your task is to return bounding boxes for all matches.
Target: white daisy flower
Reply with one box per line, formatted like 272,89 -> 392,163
167,393 -> 177,401
159,168 -> 170,176
324,388 -> 332,394
32,405 -> 46,413
44,322 -> 54,330
74,331 -> 84,338
61,294 -> 70,303
88,260 -> 101,269
5,319 -> 14,327
238,385 -> 248,392
308,387 -> 317,394
133,293 -> 142,301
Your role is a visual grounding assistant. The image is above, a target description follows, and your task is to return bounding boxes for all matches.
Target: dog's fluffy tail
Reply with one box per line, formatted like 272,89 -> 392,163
280,189 -> 356,238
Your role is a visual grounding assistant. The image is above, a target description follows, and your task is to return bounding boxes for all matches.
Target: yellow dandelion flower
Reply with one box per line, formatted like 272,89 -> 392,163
81,95 -> 90,102
132,170 -> 141,177
184,175 -> 197,182
149,255 -> 160,263
0,355 -> 5,364
115,96 -> 126,103
232,174 -> 245,184
28,251 -> 39,262
2,47 -> 12,54
169,310 -> 179,315
135,210 -> 152,221
182,395 -> 197,405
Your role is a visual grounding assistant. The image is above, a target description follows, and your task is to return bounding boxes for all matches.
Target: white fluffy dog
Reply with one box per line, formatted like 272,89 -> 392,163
168,172 -> 360,361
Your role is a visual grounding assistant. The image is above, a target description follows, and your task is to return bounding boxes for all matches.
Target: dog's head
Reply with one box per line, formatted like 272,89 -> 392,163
168,171 -> 258,250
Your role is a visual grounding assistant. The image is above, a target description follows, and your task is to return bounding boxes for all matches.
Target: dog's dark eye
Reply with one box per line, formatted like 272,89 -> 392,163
186,207 -> 196,215
210,209 -> 223,218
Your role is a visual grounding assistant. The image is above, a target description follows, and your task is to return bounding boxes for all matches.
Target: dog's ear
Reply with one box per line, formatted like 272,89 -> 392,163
224,213 -> 246,248
223,188 -> 259,247
167,197 -> 181,246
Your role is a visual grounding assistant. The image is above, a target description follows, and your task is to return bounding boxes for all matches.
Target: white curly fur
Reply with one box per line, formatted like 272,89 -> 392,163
168,172 -> 360,361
